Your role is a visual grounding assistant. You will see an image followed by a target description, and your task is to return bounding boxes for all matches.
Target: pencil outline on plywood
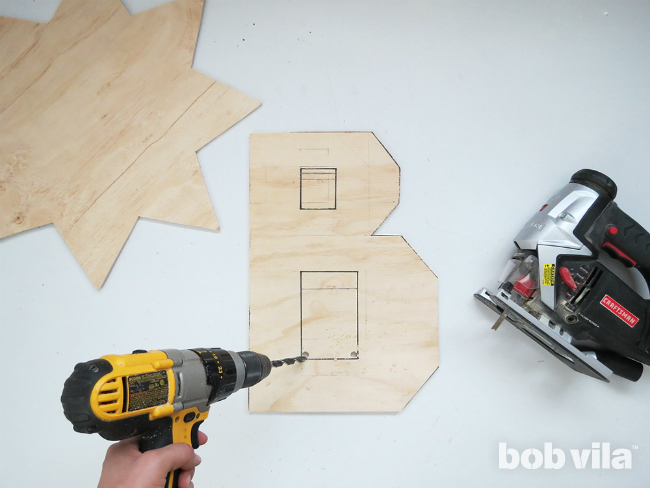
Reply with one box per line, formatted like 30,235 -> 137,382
300,168 -> 338,210
300,270 -> 360,361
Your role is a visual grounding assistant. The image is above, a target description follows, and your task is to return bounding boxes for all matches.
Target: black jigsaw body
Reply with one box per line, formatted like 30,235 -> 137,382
476,169 -> 650,382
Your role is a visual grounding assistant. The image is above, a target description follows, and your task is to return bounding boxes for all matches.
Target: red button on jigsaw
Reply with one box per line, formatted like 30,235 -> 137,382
559,267 -> 577,290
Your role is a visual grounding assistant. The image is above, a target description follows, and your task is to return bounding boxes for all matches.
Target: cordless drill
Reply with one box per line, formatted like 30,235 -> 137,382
61,348 -> 304,488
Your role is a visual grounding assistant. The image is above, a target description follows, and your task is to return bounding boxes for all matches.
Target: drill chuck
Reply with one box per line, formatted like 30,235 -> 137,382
237,350 -> 272,388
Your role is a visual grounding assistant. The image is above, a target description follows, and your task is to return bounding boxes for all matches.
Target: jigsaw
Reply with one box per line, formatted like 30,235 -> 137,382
475,169 -> 650,382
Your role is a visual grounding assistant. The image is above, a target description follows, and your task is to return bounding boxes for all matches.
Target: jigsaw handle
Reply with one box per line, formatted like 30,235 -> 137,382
600,203 -> 650,285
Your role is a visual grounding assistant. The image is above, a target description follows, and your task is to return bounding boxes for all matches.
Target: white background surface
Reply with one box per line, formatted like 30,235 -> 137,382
1,0 -> 650,486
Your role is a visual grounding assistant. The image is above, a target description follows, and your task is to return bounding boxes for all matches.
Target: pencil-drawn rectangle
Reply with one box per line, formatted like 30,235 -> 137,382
301,271 -> 358,359
300,168 -> 337,210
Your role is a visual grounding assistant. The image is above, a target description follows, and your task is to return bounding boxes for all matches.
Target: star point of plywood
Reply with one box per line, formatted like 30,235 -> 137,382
0,0 -> 261,288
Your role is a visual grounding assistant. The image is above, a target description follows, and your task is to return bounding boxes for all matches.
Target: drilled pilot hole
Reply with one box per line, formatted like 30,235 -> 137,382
302,351 -> 310,358
350,351 -> 358,358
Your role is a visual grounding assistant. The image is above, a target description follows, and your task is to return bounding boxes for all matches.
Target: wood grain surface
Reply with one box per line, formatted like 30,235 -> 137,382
0,0 -> 261,288
249,132 -> 438,412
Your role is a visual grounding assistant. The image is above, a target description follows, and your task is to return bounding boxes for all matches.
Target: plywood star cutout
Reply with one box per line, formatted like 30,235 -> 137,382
0,0 -> 261,288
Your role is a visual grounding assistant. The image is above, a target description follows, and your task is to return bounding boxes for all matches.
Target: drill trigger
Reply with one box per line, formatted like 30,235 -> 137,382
190,420 -> 204,449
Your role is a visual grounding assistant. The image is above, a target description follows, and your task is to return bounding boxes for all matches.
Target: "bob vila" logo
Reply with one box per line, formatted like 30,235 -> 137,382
499,442 -> 633,470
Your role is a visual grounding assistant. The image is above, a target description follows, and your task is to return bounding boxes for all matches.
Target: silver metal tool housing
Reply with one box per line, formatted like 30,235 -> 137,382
162,349 -> 212,413
514,182 -> 599,309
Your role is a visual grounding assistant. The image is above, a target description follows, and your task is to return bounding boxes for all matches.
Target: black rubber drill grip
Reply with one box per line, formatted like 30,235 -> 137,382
138,418 -> 178,488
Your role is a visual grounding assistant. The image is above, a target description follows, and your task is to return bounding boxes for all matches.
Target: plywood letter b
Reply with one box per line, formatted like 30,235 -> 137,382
249,133 -> 438,412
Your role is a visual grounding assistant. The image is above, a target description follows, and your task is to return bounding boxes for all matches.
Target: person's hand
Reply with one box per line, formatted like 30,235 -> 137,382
97,431 -> 208,488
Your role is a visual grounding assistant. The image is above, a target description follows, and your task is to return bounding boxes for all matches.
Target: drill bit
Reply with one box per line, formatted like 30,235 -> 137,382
271,355 -> 308,367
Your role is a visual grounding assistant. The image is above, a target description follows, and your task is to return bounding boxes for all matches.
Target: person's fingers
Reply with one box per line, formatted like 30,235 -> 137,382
181,452 -> 201,471
198,431 -> 208,446
147,442 -> 199,475
179,468 -> 195,488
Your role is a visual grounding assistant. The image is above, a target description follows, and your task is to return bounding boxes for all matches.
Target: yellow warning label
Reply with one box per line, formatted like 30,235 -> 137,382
127,371 -> 168,412
543,264 -> 555,286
